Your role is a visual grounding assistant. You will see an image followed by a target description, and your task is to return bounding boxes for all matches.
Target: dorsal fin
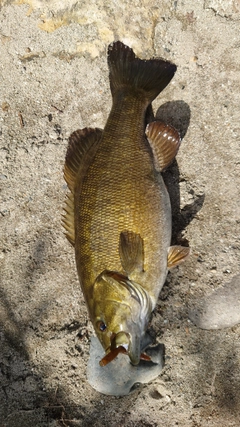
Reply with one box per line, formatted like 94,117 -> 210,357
64,127 -> 103,192
62,127 -> 103,246
119,231 -> 144,275
62,192 -> 75,246
145,121 -> 181,172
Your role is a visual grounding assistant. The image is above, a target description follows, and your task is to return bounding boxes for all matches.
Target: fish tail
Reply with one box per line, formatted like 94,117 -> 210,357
108,41 -> 177,102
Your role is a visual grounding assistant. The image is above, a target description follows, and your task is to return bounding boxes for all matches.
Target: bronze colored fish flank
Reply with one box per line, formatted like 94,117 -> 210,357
63,41 -> 190,366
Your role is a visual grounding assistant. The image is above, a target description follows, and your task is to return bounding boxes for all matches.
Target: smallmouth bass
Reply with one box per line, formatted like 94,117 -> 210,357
63,41 -> 190,366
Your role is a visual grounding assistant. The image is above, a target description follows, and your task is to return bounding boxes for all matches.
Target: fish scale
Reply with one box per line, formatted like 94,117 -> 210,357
75,99 -> 170,305
63,41 -> 190,366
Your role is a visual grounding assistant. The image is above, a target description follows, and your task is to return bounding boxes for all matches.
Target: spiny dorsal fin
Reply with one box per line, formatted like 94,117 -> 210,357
64,127 -> 103,193
167,245 -> 190,269
62,192 -> 75,246
145,121 -> 181,172
119,231 -> 144,275
63,127 -> 103,246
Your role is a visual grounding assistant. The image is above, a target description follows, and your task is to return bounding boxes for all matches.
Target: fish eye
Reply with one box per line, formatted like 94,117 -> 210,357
97,321 -> 107,332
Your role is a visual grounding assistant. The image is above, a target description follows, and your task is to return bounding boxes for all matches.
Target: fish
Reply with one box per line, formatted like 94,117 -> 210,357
63,41 -> 190,366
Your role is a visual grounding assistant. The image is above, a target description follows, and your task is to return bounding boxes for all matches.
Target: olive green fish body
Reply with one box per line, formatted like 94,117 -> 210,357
75,94 -> 171,311
63,41 -> 190,365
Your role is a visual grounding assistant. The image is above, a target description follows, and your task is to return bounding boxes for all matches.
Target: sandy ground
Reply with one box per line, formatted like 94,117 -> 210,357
1,0 -> 240,426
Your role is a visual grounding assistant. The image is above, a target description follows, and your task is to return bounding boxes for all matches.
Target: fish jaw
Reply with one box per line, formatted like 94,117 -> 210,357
110,330 -> 141,366
121,331 -> 141,365
92,270 -> 152,365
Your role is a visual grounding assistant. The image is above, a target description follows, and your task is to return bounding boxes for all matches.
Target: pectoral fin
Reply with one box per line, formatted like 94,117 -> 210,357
119,231 -> 144,275
145,121 -> 181,172
62,127 -> 103,246
167,245 -> 190,269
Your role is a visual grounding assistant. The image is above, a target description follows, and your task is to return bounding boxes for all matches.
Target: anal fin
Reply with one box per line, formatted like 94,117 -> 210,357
145,121 -> 181,172
119,231 -> 144,275
167,245 -> 190,269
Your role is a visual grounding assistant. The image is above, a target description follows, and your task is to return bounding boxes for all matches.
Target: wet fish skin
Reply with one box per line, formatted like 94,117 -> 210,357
63,41 -> 190,365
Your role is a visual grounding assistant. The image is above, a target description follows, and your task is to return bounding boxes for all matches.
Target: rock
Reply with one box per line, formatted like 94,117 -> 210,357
189,274 -> 240,329
87,336 -> 165,396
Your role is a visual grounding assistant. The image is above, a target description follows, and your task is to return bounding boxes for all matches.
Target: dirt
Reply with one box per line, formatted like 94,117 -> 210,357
1,1 -> 240,426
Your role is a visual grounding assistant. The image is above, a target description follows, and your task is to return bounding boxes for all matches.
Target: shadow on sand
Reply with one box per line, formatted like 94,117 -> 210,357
156,100 -> 205,244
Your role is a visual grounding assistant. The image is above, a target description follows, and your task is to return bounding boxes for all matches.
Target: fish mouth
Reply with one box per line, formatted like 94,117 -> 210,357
99,331 -> 151,367
112,331 -> 130,352
99,332 -> 130,367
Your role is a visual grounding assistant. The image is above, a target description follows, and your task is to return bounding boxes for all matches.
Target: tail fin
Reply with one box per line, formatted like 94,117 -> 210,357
107,41 -> 177,102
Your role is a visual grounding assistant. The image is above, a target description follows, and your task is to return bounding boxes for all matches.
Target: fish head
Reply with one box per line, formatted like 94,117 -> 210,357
92,270 -> 152,365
